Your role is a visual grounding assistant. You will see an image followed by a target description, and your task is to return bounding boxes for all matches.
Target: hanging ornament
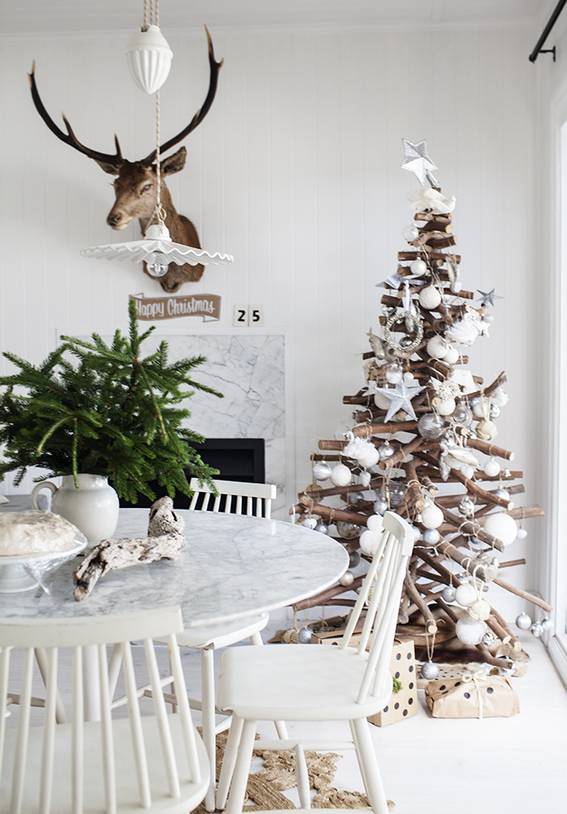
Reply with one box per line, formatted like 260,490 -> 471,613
314,521 -> 329,535
468,598 -> 491,622
441,585 -> 457,603
373,496 -> 388,515
417,412 -> 445,440
447,310 -> 483,346
383,312 -> 424,359
455,582 -> 478,608
330,463 -> 352,487
492,388 -> 509,408
302,516 -> 318,530
476,419 -> 498,441
483,457 -> 501,477
389,481 -> 406,507
418,285 -> 442,310
367,514 -> 383,532
420,502 -> 444,530
421,661 -> 440,680
373,379 -> 425,422
384,362 -> 403,384
452,403 -> 473,428
443,345 -> 460,365
359,470 -> 372,488
422,528 -> 440,545
483,512 -> 518,547
458,496 -> 475,517
426,335 -> 448,360
434,397 -> 456,416
378,441 -> 395,461
489,403 -> 501,419
410,258 -> 427,275
495,488 -> 511,502
297,626 -> 313,644
360,528 -> 381,555
515,612 -> 532,631
127,27 -> 173,95
340,570 -> 355,588
516,527 -> 528,541
313,461 -> 332,482
359,445 -> 381,468
335,521 -> 359,539
456,615 -> 487,646
403,224 -> 419,242
530,622 -> 544,638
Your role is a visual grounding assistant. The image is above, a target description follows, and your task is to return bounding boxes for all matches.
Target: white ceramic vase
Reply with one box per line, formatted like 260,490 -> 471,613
31,474 -> 119,544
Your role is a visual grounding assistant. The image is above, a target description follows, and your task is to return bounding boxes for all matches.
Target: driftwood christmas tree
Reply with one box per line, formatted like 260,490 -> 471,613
293,140 -> 550,675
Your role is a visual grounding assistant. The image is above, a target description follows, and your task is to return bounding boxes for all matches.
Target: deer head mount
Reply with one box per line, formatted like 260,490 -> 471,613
29,28 -> 222,293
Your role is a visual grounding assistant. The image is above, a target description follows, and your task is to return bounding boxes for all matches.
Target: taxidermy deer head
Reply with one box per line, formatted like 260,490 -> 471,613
29,28 -> 222,293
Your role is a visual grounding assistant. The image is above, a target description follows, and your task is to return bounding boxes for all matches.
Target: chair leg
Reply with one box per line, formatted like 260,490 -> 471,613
225,719 -> 257,814
201,646 -> 217,812
35,648 -> 66,724
351,718 -> 389,814
249,633 -> 288,739
216,715 -> 244,810
295,744 -> 311,809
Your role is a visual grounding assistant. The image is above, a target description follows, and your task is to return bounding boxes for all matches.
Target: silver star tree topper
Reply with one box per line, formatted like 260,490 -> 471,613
401,138 -> 440,187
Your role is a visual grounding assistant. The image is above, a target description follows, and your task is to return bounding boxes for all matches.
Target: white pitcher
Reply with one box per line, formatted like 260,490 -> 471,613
31,473 -> 119,544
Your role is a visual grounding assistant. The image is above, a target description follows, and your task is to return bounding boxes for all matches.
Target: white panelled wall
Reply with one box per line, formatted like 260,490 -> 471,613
0,24 -> 539,611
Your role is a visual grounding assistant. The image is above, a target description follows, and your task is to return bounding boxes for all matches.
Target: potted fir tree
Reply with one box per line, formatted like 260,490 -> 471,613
0,301 -> 220,542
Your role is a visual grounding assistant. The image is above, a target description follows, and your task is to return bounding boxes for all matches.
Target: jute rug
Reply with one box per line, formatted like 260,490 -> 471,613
195,733 -> 394,812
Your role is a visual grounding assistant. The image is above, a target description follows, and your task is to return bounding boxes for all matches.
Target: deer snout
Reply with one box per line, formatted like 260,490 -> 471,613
106,210 -> 131,230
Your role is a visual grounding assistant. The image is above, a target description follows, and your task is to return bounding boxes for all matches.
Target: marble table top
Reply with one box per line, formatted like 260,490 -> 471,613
0,501 -> 349,629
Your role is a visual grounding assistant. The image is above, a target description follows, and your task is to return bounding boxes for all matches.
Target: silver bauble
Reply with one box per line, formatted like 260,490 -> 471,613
389,482 -> 406,507
349,550 -> 361,568
335,522 -> 360,539
530,622 -> 544,638
313,461 -> 332,481
378,441 -> 395,461
515,612 -> 532,631
516,527 -> 528,540
417,412 -> 445,440
421,661 -> 440,680
340,570 -> 355,588
297,626 -> 313,644
541,616 -> 553,631
373,498 -> 388,515
441,586 -> 457,603
458,496 -> 475,517
489,403 -> 501,419
452,403 -> 473,428
315,522 -> 329,535
422,528 -> 440,545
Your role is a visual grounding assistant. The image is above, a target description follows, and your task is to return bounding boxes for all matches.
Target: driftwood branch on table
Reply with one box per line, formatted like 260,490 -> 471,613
74,497 -> 185,601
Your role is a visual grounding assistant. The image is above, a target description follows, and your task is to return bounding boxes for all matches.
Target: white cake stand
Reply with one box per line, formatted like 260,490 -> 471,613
0,535 -> 87,593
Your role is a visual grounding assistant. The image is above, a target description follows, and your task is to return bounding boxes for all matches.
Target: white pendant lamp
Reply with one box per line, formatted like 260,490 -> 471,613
127,23 -> 173,95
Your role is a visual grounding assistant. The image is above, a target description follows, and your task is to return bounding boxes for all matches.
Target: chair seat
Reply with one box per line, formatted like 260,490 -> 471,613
172,613 -> 269,649
1,715 -> 209,814
218,644 -> 393,721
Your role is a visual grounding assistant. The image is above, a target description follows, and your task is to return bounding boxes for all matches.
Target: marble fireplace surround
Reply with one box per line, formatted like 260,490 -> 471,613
144,334 -> 286,511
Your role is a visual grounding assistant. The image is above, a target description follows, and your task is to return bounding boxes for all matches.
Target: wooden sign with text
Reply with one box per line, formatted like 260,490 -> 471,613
130,293 -> 222,322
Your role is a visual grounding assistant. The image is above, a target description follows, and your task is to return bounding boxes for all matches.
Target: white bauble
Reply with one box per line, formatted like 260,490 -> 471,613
421,661 -> 440,680
410,259 -> 427,275
340,570 -> 355,588
468,599 -> 491,622
420,503 -> 444,529
455,582 -> 478,607
302,517 -> 318,530
443,345 -> 460,365
422,528 -> 440,545
441,585 -> 457,603
359,446 -> 380,468
492,388 -> 509,407
366,514 -> 383,532
515,612 -> 532,631
456,615 -> 487,646
516,527 -> 528,541
313,461 -> 332,481
359,470 -> 372,487
461,465 -> 476,481
434,397 -> 456,416
373,497 -> 388,515
483,457 -> 501,478
384,363 -> 403,384
374,392 -> 392,410
427,335 -> 447,360
471,397 -> 486,419
330,463 -> 352,487
419,285 -> 442,310
477,419 -> 498,441
483,512 -> 518,547
360,528 -> 381,556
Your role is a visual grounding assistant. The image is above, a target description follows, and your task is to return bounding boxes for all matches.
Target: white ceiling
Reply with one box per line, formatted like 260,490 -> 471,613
0,0 -> 552,34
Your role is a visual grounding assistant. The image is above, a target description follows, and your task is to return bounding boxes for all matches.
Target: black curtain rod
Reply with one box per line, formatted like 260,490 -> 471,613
529,0 -> 567,62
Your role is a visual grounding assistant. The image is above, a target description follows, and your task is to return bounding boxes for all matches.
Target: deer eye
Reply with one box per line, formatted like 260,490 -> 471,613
140,183 -> 153,194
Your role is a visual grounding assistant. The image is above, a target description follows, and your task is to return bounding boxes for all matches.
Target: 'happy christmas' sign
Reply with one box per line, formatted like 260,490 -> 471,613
130,293 -> 221,322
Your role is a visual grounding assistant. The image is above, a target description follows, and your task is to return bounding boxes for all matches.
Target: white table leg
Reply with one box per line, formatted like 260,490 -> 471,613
83,644 -> 101,722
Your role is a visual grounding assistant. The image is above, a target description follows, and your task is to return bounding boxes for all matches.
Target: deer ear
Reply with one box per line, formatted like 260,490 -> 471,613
160,146 -> 187,175
95,159 -> 121,175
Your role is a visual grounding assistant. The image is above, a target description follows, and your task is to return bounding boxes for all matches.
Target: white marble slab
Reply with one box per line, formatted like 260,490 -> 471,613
0,507 -> 348,629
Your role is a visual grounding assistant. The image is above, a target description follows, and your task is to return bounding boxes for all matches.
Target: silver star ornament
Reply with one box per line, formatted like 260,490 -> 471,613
401,138 -> 440,187
374,379 -> 425,422
476,289 -> 503,308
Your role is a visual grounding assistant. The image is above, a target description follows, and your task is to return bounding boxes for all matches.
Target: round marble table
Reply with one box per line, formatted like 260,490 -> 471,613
0,507 -> 349,629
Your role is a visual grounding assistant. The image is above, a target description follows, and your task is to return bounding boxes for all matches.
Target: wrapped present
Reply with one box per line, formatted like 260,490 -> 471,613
368,638 -> 418,727
425,665 -> 519,719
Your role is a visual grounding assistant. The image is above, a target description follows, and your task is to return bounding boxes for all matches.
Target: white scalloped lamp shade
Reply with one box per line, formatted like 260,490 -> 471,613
126,24 -> 173,95
80,222 -> 234,276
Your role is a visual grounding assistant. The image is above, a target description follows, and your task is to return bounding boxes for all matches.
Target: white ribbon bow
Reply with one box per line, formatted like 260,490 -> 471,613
460,663 -> 492,719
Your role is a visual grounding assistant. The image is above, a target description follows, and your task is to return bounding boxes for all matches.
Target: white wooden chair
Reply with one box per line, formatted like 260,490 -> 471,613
166,478 -> 286,812
0,607 -> 209,814
215,511 -> 415,814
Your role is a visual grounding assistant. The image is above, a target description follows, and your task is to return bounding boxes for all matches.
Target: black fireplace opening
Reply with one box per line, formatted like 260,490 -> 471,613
118,438 -> 266,509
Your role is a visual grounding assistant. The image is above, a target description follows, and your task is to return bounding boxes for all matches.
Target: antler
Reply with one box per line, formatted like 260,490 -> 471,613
28,61 -> 124,169
142,26 -> 223,164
